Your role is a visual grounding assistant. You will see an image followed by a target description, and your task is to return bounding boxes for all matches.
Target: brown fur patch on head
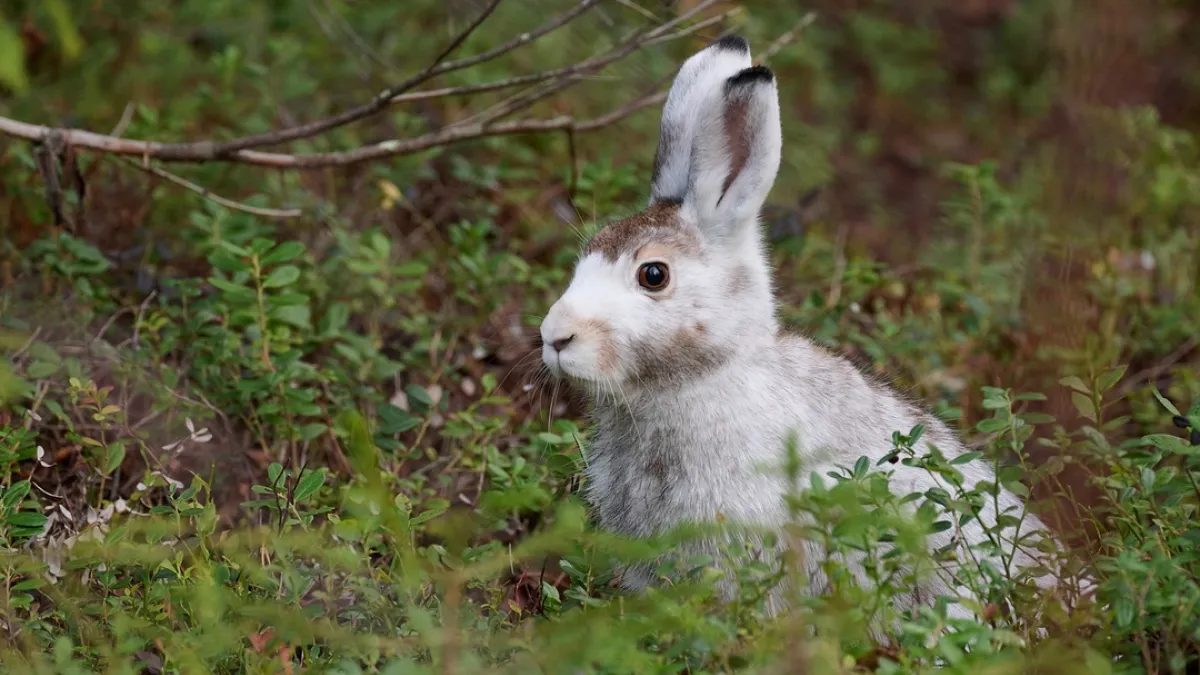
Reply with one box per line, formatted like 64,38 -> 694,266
585,201 -> 697,262
580,317 -> 619,374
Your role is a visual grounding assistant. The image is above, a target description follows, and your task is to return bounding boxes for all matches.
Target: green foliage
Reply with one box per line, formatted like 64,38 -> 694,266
2,0 -> 1199,673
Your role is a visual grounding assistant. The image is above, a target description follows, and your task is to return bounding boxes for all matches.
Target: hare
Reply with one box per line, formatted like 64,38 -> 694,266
538,35 -> 1070,626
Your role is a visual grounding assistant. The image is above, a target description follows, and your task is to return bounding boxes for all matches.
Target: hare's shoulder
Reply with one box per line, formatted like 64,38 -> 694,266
771,331 -> 966,454
771,332 -> 881,402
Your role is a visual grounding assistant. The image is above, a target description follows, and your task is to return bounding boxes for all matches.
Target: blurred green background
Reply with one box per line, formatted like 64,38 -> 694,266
1,1 -> 1199,673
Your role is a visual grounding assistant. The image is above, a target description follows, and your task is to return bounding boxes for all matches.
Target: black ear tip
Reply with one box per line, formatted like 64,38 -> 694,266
711,34 -> 750,54
726,65 -> 774,88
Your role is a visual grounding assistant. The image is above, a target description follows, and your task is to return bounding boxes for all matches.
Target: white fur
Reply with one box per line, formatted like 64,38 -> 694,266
540,37 -> 1084,634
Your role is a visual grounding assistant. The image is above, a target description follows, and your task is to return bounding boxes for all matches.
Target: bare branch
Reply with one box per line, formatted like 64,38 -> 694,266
0,0 -> 813,225
0,0 -> 732,169
119,157 -> 303,218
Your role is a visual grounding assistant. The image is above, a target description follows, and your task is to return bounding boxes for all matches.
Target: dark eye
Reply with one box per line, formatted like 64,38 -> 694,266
637,262 -> 670,291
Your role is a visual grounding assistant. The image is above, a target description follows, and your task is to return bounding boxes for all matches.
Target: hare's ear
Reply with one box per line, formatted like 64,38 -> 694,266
683,65 -> 782,243
649,36 -> 752,206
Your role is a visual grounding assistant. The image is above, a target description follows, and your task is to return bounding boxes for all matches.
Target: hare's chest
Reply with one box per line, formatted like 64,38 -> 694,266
585,441 -> 694,537
583,414 -> 784,537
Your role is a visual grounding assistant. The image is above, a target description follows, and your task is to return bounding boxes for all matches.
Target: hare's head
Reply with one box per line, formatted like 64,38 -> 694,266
540,36 -> 783,393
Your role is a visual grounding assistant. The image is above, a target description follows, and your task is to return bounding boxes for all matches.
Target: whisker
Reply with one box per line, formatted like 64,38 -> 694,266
497,347 -> 543,393
547,375 -> 565,431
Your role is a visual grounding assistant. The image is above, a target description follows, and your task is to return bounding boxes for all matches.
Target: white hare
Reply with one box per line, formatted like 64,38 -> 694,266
539,35 -> 1071,626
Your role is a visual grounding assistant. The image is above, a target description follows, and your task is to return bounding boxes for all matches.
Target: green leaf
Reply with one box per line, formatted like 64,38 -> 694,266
270,304 -> 311,328
3,480 -> 31,509
103,444 -> 126,475
261,241 -> 305,265
1096,365 -> 1128,394
1059,376 -> 1090,395
218,240 -> 251,257
394,261 -> 428,277
25,361 -> 59,379
28,342 -> 62,364
405,384 -> 435,411
378,404 -> 420,434
853,456 -> 870,477
269,292 -> 309,307
0,20 -> 29,95
207,276 -> 254,298
319,302 -> 350,335
296,422 -> 328,442
1152,389 -> 1182,416
546,453 -> 579,478
975,418 -> 1008,434
1079,426 -> 1110,450
292,468 -> 326,503
45,0 -> 84,60
0,361 -> 31,405
263,265 -> 301,288
267,462 -> 284,486
1071,392 -> 1097,423
12,577 -> 45,592
6,511 -> 47,529
950,451 -> 983,465
1143,434 -> 1190,454
411,498 -> 450,525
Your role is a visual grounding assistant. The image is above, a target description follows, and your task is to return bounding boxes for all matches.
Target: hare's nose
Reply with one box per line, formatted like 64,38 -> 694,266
550,335 -> 576,352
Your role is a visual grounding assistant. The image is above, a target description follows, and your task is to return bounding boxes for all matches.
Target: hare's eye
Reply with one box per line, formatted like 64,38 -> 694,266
637,262 -> 670,291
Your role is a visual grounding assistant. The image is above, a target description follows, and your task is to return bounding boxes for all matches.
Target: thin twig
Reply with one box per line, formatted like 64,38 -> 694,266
109,102 -> 137,138
421,0 -> 506,78
643,8 -> 735,48
756,11 -> 817,63
119,157 -> 302,217
321,0 -> 394,73
452,0 -> 725,128
614,0 -> 659,22
131,289 -> 158,351
826,220 -> 849,308
306,0 -> 373,82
